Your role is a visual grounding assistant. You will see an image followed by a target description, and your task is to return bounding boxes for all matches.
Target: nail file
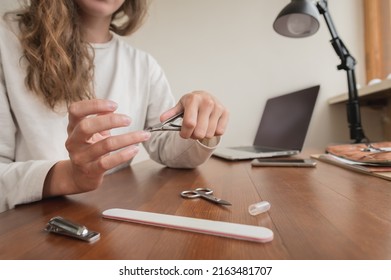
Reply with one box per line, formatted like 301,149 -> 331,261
102,208 -> 273,243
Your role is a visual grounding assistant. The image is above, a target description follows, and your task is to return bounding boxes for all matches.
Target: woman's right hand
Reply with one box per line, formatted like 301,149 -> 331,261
43,99 -> 151,197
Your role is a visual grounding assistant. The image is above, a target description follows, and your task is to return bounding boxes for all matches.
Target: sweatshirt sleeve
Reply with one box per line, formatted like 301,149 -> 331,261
141,55 -> 220,168
0,160 -> 57,213
0,53 -> 58,212
146,131 -> 220,168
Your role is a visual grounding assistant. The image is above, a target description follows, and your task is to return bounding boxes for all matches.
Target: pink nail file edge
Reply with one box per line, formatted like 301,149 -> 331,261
102,208 -> 273,243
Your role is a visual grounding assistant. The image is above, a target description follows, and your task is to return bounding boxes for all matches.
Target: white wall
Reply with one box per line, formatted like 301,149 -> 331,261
1,0 -> 383,162
128,0 -> 382,152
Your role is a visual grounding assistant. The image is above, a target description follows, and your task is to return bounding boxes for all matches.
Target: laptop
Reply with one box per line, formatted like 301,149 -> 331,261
213,85 -> 319,160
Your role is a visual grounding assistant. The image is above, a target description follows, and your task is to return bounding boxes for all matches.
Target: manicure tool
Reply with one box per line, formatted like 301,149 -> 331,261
103,208 -> 273,243
180,187 -> 232,206
146,111 -> 184,132
45,216 -> 100,242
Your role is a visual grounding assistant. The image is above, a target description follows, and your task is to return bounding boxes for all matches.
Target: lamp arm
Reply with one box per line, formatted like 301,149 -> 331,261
316,0 -> 356,71
316,0 -> 367,143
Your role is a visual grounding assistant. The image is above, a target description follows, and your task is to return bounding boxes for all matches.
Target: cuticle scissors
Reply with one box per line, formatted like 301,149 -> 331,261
180,187 -> 232,206
146,111 -> 184,132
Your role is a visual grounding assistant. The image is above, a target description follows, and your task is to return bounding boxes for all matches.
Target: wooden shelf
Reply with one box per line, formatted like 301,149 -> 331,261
328,79 -> 391,106
328,79 -> 391,140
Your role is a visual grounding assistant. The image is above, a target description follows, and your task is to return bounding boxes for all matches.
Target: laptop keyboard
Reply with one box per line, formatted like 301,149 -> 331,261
232,146 -> 282,153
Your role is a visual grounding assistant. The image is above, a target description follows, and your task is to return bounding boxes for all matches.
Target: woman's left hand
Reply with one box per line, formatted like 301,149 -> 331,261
160,91 -> 229,140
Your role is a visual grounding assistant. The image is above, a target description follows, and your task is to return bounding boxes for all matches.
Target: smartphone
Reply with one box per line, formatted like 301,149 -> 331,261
251,158 -> 317,167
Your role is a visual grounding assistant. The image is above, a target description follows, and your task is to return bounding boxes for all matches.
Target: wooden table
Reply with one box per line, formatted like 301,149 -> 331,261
1,153 -> 391,260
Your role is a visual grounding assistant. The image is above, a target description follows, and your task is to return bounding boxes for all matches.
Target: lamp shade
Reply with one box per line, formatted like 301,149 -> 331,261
273,0 -> 320,38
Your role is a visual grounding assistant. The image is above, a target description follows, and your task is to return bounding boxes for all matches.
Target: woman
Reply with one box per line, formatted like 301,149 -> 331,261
0,0 -> 228,213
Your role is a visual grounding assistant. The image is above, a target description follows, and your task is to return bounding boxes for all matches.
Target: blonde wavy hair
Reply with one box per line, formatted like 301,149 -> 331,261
8,0 -> 148,109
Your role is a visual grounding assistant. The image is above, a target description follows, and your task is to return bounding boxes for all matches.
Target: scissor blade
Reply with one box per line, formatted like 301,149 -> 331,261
145,124 -> 162,132
146,125 -> 181,132
215,199 -> 232,206
201,194 -> 232,206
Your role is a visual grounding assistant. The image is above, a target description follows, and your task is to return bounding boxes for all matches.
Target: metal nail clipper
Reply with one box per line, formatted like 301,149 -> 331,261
45,216 -> 100,242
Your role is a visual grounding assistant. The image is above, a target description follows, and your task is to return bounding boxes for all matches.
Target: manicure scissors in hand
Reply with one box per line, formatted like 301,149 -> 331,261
146,112 -> 184,132
180,187 -> 232,206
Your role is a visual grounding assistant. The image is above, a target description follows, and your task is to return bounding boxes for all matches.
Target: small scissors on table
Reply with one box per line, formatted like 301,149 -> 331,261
180,187 -> 232,206
146,112 -> 184,132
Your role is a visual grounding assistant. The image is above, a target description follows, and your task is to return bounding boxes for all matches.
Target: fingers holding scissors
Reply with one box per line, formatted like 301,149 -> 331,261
160,91 -> 229,140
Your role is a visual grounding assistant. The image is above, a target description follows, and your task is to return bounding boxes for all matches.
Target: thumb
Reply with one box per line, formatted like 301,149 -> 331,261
160,103 -> 184,122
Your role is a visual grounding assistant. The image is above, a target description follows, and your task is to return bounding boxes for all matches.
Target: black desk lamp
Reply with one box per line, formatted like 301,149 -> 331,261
273,0 -> 367,143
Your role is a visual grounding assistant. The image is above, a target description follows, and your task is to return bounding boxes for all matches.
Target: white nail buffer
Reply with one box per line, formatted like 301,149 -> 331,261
102,208 -> 273,243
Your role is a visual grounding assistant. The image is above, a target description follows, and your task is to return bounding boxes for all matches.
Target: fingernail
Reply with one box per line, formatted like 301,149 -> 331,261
122,115 -> 131,125
108,101 -> 118,110
141,131 -> 151,140
126,145 -> 140,155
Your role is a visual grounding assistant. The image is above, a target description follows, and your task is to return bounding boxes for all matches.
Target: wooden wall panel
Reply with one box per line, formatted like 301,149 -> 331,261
364,0 -> 391,82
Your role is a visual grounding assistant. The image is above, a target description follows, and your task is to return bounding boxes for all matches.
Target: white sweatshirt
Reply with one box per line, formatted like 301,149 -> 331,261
0,19 -> 219,213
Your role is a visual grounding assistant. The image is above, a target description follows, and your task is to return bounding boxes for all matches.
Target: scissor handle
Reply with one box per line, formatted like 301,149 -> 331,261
162,111 -> 184,125
162,112 -> 183,131
180,187 -> 213,198
146,111 -> 184,132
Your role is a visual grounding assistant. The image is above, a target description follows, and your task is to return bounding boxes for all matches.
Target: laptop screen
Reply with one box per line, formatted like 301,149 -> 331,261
253,85 -> 319,150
